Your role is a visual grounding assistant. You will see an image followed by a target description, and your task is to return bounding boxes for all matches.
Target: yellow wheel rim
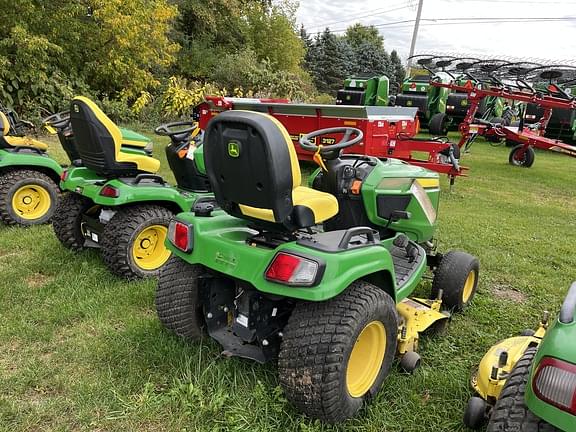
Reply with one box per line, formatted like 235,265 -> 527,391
346,320 -> 386,398
462,271 -> 477,303
131,225 -> 171,271
11,185 -> 52,220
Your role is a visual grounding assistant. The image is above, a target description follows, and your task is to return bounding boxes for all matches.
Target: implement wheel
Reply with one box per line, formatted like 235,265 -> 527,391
431,251 -> 479,312
52,193 -> 95,250
509,144 -> 535,167
156,256 -> 206,339
101,205 -> 173,279
278,281 -> 398,423
429,112 -> 449,135
487,348 -> 559,432
0,169 -> 60,226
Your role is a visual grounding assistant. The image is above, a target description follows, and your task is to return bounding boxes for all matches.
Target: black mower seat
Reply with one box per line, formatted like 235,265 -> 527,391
70,97 -> 160,176
204,110 -> 338,231
0,111 -> 48,151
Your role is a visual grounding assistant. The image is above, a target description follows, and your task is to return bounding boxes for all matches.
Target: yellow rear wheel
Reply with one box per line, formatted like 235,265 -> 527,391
462,270 -> 477,303
346,321 -> 387,397
11,185 -> 52,220
132,225 -> 171,271
0,169 -> 59,226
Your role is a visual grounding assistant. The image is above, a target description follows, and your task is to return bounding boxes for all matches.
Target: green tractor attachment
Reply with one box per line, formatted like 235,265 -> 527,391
464,282 -> 576,431
155,110 -> 480,422
0,102 -> 152,226
336,76 -> 390,106
52,97 -> 212,279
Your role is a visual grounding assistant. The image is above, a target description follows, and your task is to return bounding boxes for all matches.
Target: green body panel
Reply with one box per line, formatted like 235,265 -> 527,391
168,211 -> 428,302
0,148 -> 63,176
193,145 -> 206,174
342,76 -> 390,106
361,159 -> 440,242
118,128 -> 151,147
308,159 -> 439,243
61,166 -> 207,212
525,317 -> 576,431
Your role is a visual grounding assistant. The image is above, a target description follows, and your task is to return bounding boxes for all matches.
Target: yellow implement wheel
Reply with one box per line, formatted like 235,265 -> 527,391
11,184 -> 52,220
462,271 -> 477,303
131,225 -> 171,271
347,320 -> 387,397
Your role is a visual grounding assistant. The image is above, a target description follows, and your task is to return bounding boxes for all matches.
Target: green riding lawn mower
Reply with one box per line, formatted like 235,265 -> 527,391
464,282 -> 576,431
52,96 -> 212,279
0,101 -> 152,226
394,70 -> 452,134
154,110 -> 480,422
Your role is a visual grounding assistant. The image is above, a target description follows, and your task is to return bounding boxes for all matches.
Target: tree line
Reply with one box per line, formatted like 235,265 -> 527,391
0,0 -> 406,122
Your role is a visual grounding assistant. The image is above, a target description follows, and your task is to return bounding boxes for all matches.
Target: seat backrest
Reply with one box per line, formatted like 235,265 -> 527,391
69,97 -> 129,175
0,112 -> 9,137
204,110 -> 301,228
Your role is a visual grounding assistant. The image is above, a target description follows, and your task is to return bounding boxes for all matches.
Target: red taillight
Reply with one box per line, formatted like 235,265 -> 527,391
100,185 -> 119,198
533,357 -> 576,415
410,82 -> 417,89
168,220 -> 193,252
60,170 -> 69,181
265,252 -> 320,286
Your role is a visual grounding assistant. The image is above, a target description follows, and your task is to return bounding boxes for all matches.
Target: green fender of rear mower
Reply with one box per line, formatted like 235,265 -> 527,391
60,166 -> 211,212
0,148 -> 63,177
525,315 -> 576,431
167,210 -> 428,303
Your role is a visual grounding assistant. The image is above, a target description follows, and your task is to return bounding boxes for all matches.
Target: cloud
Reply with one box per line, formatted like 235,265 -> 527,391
297,0 -> 576,62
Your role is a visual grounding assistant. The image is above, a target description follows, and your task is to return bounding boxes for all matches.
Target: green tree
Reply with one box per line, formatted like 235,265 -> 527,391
389,50 -> 406,87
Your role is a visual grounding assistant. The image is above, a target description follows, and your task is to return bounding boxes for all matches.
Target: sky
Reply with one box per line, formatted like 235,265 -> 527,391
295,0 -> 576,64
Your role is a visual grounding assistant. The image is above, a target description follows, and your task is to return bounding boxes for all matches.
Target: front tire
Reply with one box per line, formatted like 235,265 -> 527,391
156,256 -> 206,339
278,281 -> 398,423
101,205 -> 173,279
52,193 -> 95,250
509,145 -> 535,167
487,348 -> 559,432
431,251 -> 479,312
0,169 -> 60,226
429,112 -> 449,135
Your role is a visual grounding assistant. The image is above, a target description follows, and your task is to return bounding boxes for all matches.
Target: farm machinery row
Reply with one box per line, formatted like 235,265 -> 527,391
195,96 -> 466,183
410,55 -> 576,167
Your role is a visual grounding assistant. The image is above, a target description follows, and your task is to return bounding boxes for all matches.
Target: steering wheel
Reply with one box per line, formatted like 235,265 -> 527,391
42,110 -> 70,130
299,127 -> 363,160
154,121 -> 197,137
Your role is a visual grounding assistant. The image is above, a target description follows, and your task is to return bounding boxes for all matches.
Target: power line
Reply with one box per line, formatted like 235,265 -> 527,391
308,16 -> 576,34
306,3 -> 410,30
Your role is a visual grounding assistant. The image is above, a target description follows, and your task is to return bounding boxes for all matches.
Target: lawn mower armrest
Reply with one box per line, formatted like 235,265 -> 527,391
338,227 -> 379,249
559,282 -> 576,324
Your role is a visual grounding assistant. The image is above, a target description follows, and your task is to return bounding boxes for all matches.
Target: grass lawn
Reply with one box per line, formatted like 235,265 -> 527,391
1,133 -> 575,432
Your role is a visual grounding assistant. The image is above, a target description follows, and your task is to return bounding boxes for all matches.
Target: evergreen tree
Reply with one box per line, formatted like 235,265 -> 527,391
389,50 -> 406,87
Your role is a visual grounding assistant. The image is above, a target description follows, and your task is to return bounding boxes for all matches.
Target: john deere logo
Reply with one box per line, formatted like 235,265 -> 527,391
460,99 -> 468,106
406,100 -> 413,106
228,141 -> 240,158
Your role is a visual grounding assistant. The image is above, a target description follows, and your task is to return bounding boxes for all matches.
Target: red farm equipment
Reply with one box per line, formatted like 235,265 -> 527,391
195,96 -> 466,182
411,55 -> 576,167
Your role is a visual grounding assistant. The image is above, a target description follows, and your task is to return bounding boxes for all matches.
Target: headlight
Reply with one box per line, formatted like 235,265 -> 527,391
411,181 -> 437,224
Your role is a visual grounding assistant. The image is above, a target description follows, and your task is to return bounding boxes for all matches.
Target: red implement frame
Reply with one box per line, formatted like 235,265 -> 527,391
431,81 -> 576,160
196,96 -> 466,179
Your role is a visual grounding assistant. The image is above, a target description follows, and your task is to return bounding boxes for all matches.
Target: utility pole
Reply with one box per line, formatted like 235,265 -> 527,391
407,0 -> 424,68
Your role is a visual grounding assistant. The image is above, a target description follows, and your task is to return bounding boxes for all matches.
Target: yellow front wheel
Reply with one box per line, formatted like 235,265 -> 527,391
431,251 -> 480,312
0,169 -> 60,226
278,281 -> 398,423
100,205 -> 174,279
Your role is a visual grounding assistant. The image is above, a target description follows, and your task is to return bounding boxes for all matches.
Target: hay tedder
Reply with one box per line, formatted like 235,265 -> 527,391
410,55 -> 576,167
195,96 -> 465,182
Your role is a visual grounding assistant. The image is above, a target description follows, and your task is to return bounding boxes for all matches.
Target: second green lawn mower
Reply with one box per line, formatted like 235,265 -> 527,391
0,103 -> 152,226
154,110 -> 480,422
52,96 -> 212,279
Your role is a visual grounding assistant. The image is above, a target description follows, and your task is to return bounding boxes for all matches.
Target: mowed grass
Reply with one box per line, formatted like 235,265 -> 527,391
1,133 -> 575,432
